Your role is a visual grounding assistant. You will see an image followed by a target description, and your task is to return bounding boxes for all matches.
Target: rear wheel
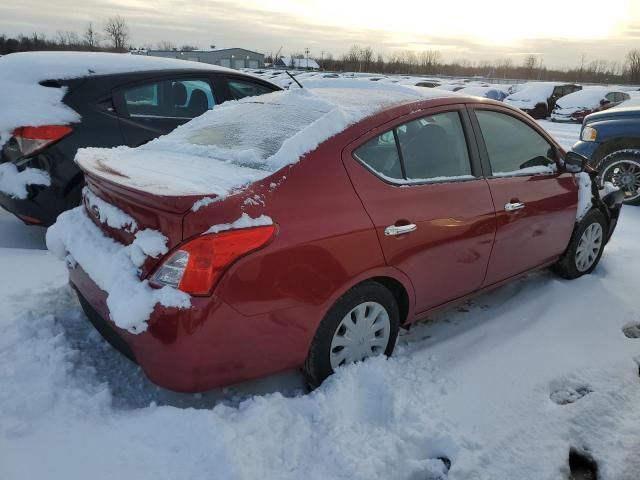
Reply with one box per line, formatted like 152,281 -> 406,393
552,209 -> 607,279
597,150 -> 640,205
303,281 -> 400,389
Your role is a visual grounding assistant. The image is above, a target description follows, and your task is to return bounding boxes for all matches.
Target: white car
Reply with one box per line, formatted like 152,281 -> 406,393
551,88 -> 631,123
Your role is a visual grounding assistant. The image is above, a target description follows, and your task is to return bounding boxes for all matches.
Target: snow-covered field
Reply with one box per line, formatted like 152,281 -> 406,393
2,120 -> 639,480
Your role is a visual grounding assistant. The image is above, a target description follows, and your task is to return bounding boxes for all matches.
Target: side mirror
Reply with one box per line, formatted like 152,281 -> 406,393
563,151 -> 588,173
600,99 -> 610,106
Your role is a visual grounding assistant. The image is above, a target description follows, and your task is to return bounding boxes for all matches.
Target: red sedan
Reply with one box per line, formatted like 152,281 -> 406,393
47,88 -> 623,392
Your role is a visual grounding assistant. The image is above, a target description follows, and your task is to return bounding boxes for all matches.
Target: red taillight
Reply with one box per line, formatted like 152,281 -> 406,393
12,125 -> 73,158
150,225 -> 276,295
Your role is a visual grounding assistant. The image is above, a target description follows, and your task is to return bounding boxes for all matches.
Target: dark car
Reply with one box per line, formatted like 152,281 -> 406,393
572,104 -> 640,204
0,52 -> 280,226
505,83 -> 582,119
48,88 -> 623,392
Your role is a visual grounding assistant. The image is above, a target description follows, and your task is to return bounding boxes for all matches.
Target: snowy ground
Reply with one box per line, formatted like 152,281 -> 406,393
2,121 -> 639,480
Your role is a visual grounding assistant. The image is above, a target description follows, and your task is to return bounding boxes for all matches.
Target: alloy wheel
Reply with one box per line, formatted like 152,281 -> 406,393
601,159 -> 640,202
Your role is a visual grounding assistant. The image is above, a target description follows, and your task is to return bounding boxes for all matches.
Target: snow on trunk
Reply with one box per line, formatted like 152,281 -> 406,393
46,206 -> 189,333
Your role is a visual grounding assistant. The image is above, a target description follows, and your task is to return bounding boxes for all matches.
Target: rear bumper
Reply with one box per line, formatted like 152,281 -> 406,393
0,186 -> 68,226
69,264 -> 311,392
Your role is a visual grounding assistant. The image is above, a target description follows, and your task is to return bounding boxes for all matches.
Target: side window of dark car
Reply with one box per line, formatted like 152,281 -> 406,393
475,110 -> 557,177
123,79 -> 216,119
354,111 -> 473,183
227,79 -> 276,100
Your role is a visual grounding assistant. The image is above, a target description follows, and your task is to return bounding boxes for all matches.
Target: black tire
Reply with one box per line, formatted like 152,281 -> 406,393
597,150 -> 640,206
303,281 -> 400,389
531,103 -> 548,119
552,209 -> 608,280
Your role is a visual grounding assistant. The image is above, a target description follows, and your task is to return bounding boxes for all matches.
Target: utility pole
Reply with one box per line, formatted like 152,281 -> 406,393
304,47 -> 310,70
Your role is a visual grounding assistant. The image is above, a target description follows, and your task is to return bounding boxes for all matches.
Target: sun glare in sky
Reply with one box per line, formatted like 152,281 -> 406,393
238,0 -> 632,45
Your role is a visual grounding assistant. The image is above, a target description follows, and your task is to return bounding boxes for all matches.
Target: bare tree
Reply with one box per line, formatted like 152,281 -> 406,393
104,16 -> 129,51
83,23 -> 99,50
156,40 -> 175,51
626,50 -> 640,83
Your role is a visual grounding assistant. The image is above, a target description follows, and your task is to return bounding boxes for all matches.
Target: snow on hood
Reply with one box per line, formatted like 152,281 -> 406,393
0,51 -> 233,145
76,87 -> 452,197
555,88 -> 609,110
505,84 -> 555,108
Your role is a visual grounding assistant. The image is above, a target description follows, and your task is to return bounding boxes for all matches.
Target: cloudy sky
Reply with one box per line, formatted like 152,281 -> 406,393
2,0 -> 640,68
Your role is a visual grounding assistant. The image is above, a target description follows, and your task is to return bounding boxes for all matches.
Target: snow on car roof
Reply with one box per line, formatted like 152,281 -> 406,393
0,51 -> 232,82
555,87 -> 613,108
77,87 -> 454,197
0,51 -> 235,145
506,83 -> 555,101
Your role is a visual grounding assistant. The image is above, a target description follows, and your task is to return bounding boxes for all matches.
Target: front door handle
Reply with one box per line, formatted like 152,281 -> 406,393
384,224 -> 417,236
504,201 -> 525,212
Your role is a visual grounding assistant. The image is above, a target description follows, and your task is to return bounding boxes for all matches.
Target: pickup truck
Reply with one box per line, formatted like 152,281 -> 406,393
572,105 -> 640,205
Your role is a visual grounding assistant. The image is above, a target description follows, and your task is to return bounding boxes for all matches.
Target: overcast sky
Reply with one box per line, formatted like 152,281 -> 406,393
2,0 -> 640,69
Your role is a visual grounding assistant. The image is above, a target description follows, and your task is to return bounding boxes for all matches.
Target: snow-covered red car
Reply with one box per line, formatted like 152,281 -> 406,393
47,88 -> 623,392
551,88 -> 631,123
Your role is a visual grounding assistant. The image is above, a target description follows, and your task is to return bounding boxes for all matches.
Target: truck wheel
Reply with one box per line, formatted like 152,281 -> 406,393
597,150 -> 640,205
552,209 -> 607,280
303,281 -> 399,389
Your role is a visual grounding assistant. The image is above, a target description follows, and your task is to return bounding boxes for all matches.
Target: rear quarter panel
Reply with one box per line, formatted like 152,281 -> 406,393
182,128 -> 416,325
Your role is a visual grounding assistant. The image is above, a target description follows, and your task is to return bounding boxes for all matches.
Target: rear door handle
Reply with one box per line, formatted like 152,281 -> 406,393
504,201 -> 525,212
384,224 -> 417,236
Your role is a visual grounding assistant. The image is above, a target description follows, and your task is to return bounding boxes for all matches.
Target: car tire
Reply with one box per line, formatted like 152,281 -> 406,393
552,209 -> 608,280
531,103 -> 548,119
597,150 -> 640,206
303,281 -> 400,389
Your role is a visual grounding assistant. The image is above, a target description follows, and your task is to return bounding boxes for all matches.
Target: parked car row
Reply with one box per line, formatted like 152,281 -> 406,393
0,52 -> 627,393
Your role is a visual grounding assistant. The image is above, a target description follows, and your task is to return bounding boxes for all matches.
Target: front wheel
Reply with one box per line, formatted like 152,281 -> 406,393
597,150 -> 640,205
552,209 -> 607,280
303,281 -> 400,389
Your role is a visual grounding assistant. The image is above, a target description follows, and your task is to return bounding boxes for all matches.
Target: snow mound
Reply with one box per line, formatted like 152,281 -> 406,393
0,162 -> 50,199
46,205 -> 189,333
76,88 -> 449,197
0,51 -> 233,145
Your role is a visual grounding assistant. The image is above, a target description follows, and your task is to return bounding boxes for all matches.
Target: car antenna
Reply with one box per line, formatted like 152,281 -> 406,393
286,70 -> 303,89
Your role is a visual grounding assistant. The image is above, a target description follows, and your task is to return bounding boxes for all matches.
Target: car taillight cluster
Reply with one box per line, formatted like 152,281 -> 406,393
150,225 -> 276,295
12,125 -> 73,158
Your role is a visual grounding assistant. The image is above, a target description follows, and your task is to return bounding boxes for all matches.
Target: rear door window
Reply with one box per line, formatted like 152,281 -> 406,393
475,110 -> 557,176
397,112 -> 472,180
354,111 -> 474,183
123,78 -> 216,119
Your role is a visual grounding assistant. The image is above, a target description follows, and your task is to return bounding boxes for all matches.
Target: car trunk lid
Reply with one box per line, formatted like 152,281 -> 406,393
82,172 -> 205,275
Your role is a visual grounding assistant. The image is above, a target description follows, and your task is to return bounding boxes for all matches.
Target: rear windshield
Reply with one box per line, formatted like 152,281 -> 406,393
186,101 -> 329,161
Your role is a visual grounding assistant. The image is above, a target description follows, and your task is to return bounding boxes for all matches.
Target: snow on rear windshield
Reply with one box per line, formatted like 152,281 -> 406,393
77,87 -> 449,196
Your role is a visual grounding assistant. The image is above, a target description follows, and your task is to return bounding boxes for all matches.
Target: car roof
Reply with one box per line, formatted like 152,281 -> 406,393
0,51 -> 237,83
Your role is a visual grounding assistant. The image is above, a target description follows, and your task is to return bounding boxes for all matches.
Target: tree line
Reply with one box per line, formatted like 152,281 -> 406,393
3,21 -> 640,84
1,17 -> 130,54
273,45 -> 640,84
